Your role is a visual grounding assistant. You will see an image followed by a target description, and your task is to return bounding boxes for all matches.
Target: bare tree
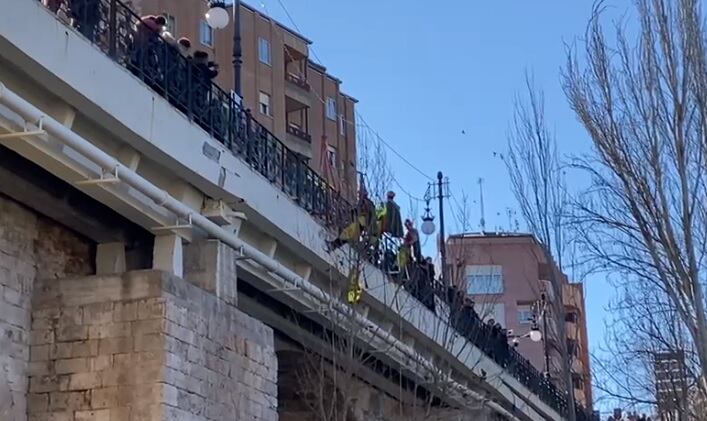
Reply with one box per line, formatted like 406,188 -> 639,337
562,0 -> 707,417
591,279 -> 701,420
294,188 -> 513,420
356,116 -> 395,203
505,73 -> 579,420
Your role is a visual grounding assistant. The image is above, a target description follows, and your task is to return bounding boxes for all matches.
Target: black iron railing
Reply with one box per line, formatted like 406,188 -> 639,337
41,0 -> 350,232
285,72 -> 311,91
430,282 -> 591,421
37,1 -> 589,418
286,123 -> 312,142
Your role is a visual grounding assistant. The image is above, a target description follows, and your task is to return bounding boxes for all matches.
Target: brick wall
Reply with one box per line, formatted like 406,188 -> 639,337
29,270 -> 277,421
0,195 -> 94,421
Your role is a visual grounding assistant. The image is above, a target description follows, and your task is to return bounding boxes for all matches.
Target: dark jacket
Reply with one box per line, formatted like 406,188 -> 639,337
380,199 -> 403,237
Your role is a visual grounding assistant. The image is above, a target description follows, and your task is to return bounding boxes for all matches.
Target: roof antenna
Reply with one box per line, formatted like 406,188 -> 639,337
478,178 -> 486,232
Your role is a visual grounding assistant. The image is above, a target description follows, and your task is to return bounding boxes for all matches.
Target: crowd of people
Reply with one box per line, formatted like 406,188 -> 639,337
328,189 -> 430,277
42,1 -> 223,124
329,187 -> 514,366
328,185 -> 586,416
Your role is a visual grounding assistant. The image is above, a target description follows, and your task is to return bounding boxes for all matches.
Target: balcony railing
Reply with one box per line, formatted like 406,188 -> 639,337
35,0 -> 590,418
286,123 -> 312,142
285,72 -> 310,91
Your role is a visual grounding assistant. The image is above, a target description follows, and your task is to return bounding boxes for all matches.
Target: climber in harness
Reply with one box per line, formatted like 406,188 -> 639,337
327,185 -> 377,251
346,266 -> 363,304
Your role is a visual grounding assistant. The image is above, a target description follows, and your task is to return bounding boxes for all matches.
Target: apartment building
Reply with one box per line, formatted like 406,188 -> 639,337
129,0 -> 358,199
654,351 -> 689,419
446,232 -> 593,409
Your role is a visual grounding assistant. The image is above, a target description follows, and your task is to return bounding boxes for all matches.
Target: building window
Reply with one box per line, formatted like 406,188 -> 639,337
326,145 -> 337,168
165,14 -> 177,35
258,37 -> 271,65
200,20 -> 214,47
259,92 -> 271,116
326,97 -> 337,120
466,265 -> 504,294
339,115 -> 346,136
517,305 -> 534,325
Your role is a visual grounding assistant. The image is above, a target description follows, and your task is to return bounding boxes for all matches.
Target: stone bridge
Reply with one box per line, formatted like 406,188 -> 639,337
0,1 -> 570,420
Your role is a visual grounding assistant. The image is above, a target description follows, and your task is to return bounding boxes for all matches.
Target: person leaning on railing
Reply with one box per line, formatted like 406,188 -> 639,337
42,0 -> 100,40
191,50 -> 219,120
414,256 -> 436,311
130,15 -> 166,84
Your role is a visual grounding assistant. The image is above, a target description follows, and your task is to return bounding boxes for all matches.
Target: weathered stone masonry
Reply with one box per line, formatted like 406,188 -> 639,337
0,195 -> 94,421
0,193 -> 278,421
28,270 -> 277,421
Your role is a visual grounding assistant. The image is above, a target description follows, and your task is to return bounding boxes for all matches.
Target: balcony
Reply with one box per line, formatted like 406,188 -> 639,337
285,72 -> 310,91
286,96 -> 311,151
286,122 -> 311,142
285,46 -> 311,106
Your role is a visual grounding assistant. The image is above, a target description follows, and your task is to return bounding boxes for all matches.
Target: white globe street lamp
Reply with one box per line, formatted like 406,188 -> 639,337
421,216 -> 436,236
529,327 -> 542,343
206,1 -> 229,29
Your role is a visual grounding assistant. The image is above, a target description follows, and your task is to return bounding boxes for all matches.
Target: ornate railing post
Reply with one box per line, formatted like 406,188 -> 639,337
108,0 -> 117,58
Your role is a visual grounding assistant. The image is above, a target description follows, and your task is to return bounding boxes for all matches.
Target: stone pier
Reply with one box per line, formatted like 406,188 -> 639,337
28,271 -> 277,421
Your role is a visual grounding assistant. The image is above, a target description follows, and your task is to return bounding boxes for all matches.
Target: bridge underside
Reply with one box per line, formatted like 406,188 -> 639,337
0,149 -> 497,421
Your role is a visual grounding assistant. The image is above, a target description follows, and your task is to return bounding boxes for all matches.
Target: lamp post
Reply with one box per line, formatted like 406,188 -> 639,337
509,322 -> 543,347
540,293 -> 551,375
205,0 -> 242,98
437,171 -> 447,285
231,0 -> 242,98
423,172 -> 449,285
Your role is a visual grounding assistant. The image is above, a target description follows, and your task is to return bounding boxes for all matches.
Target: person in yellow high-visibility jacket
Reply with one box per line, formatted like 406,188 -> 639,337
346,267 -> 363,304
328,189 -> 377,251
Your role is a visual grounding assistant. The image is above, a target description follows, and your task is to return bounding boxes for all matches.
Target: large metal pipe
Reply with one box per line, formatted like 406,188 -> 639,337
0,82 -> 534,421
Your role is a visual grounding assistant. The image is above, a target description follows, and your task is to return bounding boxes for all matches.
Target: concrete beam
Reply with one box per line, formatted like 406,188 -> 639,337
46,100 -> 76,128
294,263 -> 312,282
153,233 -> 183,277
260,237 -> 278,258
168,180 -> 203,213
117,144 -> 141,171
184,239 -> 238,305
0,146 -> 149,243
96,242 -> 126,275
202,199 -> 246,235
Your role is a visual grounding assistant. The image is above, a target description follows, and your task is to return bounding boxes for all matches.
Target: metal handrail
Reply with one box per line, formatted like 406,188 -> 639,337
41,0 -> 350,232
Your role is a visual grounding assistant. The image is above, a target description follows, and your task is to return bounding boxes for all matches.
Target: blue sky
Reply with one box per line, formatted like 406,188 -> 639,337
254,0 -> 633,410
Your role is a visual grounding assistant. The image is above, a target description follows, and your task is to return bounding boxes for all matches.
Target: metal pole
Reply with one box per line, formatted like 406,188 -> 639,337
232,0 -> 242,97
437,171 -> 447,285
543,303 -> 550,374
